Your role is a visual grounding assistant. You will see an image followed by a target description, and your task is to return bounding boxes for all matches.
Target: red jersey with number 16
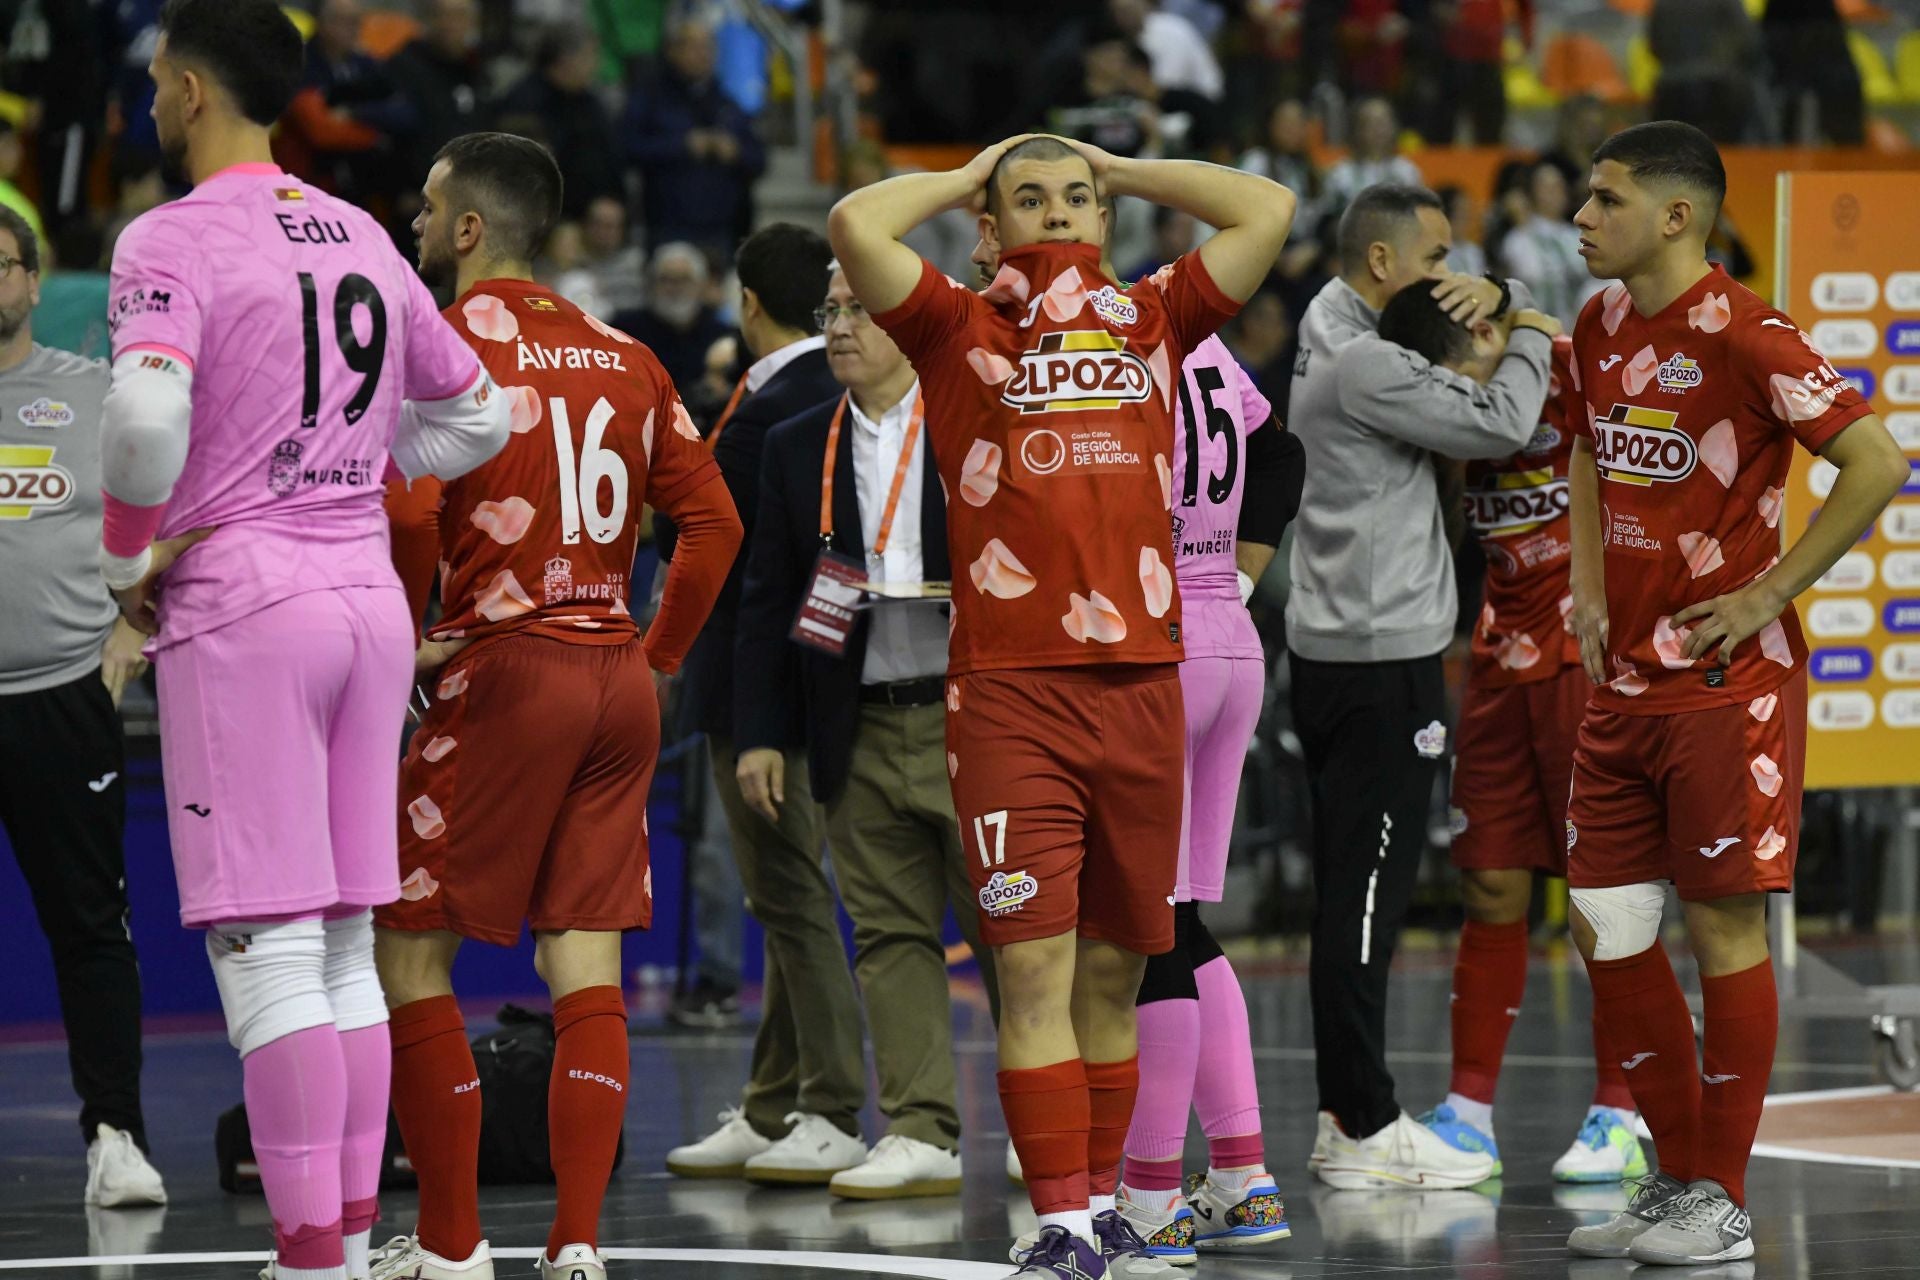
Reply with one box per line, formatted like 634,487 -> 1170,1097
428,280 -> 722,664
873,242 -> 1239,676
1568,267 -> 1872,715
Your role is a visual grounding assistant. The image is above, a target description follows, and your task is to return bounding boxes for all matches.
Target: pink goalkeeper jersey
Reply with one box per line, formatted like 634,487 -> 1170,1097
107,163 -> 482,646
1171,335 -> 1272,661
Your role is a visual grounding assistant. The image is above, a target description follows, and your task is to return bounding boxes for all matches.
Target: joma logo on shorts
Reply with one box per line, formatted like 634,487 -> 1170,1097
978,870 -> 1038,917
1594,406 -> 1696,485
1002,332 -> 1152,414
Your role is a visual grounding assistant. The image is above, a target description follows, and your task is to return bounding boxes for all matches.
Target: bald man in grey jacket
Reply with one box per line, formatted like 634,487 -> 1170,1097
1285,183 -> 1562,1190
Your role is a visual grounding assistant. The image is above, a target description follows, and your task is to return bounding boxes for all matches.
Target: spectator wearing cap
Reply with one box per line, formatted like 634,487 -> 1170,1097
624,18 -> 767,260
495,21 -> 623,218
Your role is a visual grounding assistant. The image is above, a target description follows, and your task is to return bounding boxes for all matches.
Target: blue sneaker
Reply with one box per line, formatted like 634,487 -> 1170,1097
1416,1105 -> 1503,1179
1553,1109 -> 1650,1184
1007,1225 -> 1109,1280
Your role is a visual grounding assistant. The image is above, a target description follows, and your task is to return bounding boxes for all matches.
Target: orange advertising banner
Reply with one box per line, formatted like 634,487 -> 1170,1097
1777,171 -> 1920,789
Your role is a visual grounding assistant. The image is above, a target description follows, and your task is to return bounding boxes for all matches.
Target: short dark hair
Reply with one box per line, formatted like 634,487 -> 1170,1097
1376,280 -> 1472,369
434,132 -> 564,264
1336,183 -> 1444,275
158,0 -> 302,126
0,206 -> 40,274
736,223 -> 834,334
986,136 -> 1093,218
1591,121 -> 1725,220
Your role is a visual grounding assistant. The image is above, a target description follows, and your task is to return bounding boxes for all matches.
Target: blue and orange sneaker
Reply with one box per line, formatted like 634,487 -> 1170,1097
1185,1170 -> 1291,1248
1416,1105 -> 1503,1180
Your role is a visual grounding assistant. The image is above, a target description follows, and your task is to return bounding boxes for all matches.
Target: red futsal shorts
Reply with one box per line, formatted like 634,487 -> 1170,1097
376,634 -> 660,945
1565,669 -> 1807,901
945,664 -> 1183,954
1450,663 -> 1591,877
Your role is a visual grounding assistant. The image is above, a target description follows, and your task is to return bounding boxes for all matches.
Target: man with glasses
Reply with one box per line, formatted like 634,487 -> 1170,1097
0,205 -> 167,1211
734,261 -> 998,1199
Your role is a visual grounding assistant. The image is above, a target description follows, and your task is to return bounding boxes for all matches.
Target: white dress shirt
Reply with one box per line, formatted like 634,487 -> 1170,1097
745,333 -> 826,394
848,381 -> 948,684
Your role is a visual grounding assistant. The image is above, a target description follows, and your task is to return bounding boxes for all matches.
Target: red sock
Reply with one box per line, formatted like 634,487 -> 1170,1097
1000,1058 -> 1090,1215
1086,1056 -> 1138,1199
547,986 -> 629,1258
1587,943 -> 1700,1183
1695,960 -> 1776,1207
389,996 -> 482,1262
1448,919 -> 1530,1104
1589,997 -> 1637,1112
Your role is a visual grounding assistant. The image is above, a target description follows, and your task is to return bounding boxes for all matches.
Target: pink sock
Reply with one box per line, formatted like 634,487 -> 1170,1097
339,1023 -> 391,1242
1123,996 -> 1200,1180
1193,955 -> 1264,1168
245,1024 -> 349,1273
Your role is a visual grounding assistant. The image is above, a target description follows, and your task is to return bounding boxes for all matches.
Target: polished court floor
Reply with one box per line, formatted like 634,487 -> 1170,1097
2,940 -> 1916,1279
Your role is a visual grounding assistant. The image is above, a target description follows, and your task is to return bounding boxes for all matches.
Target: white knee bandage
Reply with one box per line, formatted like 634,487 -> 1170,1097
1570,883 -> 1667,960
206,919 -> 334,1057
323,910 -> 389,1034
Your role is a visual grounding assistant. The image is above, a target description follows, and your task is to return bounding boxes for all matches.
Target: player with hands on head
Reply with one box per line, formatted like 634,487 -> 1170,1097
832,132 -> 1293,1280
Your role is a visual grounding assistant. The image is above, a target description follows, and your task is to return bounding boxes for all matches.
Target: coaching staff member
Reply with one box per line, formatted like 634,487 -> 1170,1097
0,205 -> 165,1207
1287,183 -> 1560,1190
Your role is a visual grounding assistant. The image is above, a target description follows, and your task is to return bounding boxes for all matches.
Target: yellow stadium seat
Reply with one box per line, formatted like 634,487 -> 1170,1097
1849,31 -> 1900,106
1626,36 -> 1660,102
1505,40 -> 1558,112
281,5 -> 315,40
1897,32 -> 1920,103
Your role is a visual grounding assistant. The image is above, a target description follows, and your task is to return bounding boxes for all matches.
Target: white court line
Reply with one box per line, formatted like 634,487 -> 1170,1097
1750,1084 -> 1920,1170
0,1247 -> 1007,1277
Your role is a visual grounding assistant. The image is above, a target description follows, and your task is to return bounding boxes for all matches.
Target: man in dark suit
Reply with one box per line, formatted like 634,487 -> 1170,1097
663,224 -> 870,1185
733,262 -> 999,1199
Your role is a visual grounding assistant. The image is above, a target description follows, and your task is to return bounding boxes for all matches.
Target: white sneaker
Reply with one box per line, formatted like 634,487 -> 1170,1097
1006,1139 -> 1025,1187
1313,1111 -> 1495,1191
540,1244 -> 607,1280
743,1111 -> 866,1185
368,1235 -> 495,1279
85,1125 -> 167,1208
1307,1111 -> 1337,1171
829,1133 -> 963,1199
667,1107 -> 773,1179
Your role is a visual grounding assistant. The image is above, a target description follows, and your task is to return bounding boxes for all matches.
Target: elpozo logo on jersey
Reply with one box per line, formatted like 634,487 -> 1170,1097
16,397 -> 73,428
1001,330 -> 1153,415
1466,468 -> 1570,536
0,444 -> 74,518
1655,353 -> 1703,392
1593,404 -> 1696,486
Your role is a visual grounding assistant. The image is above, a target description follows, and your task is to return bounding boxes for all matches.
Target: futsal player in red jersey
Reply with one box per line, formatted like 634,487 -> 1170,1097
370,135 -> 741,1280
829,135 -> 1293,1280
1559,122 -> 1906,1265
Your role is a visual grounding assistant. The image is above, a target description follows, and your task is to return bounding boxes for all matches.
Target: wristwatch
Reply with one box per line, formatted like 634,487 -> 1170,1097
1483,272 -> 1512,321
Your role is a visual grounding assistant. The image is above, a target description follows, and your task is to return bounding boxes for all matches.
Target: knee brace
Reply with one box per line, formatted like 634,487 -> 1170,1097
1569,883 -> 1667,961
323,909 -> 389,1034
1138,903 -> 1200,1004
1185,906 -> 1225,969
206,918 -> 334,1057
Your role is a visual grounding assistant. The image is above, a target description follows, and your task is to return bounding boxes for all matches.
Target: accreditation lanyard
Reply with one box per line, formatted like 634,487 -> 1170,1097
704,372 -> 749,450
819,390 -> 925,559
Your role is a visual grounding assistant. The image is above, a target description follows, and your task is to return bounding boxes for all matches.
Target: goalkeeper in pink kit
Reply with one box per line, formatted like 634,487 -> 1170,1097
96,4 -> 510,1279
